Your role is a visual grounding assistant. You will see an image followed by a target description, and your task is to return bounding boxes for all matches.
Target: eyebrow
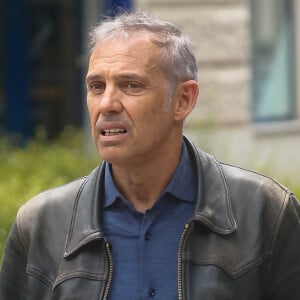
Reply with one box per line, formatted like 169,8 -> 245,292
86,74 -> 102,82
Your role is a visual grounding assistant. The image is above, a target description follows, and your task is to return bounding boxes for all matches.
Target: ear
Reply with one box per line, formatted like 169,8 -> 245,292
173,80 -> 199,121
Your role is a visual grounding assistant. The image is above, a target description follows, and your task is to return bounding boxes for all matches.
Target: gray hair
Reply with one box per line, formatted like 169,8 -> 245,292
89,10 -> 198,90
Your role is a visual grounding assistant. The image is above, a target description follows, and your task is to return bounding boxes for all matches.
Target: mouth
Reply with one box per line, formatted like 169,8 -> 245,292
101,128 -> 128,136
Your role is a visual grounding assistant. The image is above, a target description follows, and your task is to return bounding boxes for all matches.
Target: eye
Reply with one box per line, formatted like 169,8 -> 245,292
126,82 -> 141,89
88,82 -> 105,94
122,81 -> 144,94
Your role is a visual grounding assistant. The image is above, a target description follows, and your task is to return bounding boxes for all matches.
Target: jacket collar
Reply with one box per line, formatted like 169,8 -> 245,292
64,136 -> 236,257
184,136 -> 236,234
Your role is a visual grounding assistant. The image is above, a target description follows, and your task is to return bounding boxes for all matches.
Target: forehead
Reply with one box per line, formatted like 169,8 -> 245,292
88,36 -> 162,72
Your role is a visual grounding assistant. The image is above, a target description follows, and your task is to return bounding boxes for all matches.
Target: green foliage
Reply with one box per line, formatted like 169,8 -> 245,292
0,128 -> 100,260
1,128 -> 299,263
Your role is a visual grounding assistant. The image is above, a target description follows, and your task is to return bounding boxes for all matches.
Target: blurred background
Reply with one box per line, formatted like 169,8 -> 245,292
0,0 -> 300,257
0,0 -> 299,176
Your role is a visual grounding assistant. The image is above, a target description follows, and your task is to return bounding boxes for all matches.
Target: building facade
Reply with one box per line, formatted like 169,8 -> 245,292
136,0 -> 300,183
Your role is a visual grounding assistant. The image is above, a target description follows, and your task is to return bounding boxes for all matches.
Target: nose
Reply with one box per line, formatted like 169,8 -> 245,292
99,85 -> 123,115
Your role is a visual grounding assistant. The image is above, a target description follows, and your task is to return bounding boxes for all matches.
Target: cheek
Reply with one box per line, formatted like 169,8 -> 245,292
87,99 -> 98,123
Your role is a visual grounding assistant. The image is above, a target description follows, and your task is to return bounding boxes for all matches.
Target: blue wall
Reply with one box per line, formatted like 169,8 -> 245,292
104,0 -> 133,15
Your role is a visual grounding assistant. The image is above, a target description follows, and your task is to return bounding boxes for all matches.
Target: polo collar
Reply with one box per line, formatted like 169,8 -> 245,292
64,136 -> 236,257
103,141 -> 196,210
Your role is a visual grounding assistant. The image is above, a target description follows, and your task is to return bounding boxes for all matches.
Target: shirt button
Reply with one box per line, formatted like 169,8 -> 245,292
148,288 -> 156,297
144,232 -> 151,240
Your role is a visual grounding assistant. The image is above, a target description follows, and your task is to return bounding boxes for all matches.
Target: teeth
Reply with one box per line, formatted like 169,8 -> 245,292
104,128 -> 125,133
103,128 -> 126,136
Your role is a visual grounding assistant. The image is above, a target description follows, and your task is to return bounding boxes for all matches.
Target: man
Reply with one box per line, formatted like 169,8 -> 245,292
1,11 -> 300,300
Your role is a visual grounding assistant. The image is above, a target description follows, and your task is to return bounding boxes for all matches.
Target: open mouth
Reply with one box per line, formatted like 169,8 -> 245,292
101,128 -> 127,136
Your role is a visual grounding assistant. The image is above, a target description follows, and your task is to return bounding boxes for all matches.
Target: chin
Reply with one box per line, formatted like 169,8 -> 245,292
98,148 -> 124,165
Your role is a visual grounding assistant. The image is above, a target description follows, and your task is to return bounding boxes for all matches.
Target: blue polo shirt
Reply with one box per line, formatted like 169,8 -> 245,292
102,142 -> 196,299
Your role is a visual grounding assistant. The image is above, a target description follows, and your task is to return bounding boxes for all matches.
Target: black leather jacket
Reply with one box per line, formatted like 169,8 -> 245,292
1,138 -> 300,299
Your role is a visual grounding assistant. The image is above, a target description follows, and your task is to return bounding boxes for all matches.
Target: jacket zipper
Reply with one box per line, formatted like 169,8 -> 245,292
103,241 -> 113,300
177,223 -> 191,300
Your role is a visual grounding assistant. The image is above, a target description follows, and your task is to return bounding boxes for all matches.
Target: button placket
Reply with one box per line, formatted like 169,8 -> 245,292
148,288 -> 156,297
144,231 -> 151,240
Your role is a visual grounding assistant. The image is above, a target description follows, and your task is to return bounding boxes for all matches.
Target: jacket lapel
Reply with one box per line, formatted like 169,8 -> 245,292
64,163 -> 106,258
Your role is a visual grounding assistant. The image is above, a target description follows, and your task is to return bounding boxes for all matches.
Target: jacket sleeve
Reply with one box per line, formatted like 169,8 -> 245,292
267,194 -> 300,299
0,220 -> 29,300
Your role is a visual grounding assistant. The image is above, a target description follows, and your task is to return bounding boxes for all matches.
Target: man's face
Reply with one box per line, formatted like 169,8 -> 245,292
86,37 -> 180,167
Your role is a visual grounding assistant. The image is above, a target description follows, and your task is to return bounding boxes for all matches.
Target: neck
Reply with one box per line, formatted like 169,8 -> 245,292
111,139 -> 183,213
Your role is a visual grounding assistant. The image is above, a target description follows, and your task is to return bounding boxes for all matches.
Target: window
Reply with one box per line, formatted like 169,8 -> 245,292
251,0 -> 295,121
2,0 -> 83,139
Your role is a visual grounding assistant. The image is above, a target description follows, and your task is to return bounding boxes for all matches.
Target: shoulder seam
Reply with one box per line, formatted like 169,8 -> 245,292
219,162 -> 290,193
